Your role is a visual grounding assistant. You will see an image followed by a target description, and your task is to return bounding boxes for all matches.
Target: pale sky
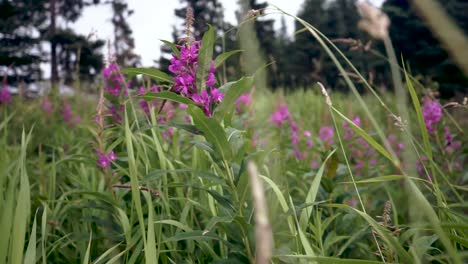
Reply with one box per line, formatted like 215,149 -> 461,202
70,0 -> 384,68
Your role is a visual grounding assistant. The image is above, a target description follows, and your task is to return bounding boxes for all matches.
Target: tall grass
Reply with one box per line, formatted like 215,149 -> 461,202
0,3 -> 466,263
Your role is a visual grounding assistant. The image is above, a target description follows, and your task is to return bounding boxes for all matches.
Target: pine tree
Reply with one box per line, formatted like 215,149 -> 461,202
174,0 -> 225,42
291,0 -> 328,88
273,16 -> 292,88
382,0 -> 468,97
46,0 -> 101,88
0,0 -> 48,84
52,29 -> 104,84
110,0 -> 140,67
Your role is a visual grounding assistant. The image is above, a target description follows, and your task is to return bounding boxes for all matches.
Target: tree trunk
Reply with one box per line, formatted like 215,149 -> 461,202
50,0 -> 59,95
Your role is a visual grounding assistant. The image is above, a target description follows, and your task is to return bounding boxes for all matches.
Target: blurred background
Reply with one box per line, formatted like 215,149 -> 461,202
1,0 -> 466,98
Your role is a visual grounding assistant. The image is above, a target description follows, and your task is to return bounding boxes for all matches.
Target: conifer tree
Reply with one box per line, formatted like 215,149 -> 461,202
110,0 -> 140,67
0,0 -> 48,83
382,0 -> 468,97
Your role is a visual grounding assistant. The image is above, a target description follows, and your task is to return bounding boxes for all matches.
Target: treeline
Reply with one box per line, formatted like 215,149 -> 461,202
1,0 -> 466,96
0,0 -> 137,87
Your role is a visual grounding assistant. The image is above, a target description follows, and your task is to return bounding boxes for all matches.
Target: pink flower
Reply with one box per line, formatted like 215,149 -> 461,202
319,126 -> 334,145
96,150 -> 118,170
270,104 -> 290,127
41,97 -> 53,116
102,63 -> 126,98
0,86 -> 12,104
211,88 -> 224,102
310,160 -> 319,169
422,99 -> 442,133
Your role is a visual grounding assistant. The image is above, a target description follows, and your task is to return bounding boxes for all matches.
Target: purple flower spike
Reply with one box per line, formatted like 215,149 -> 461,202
0,87 -> 12,104
422,99 -> 442,133
319,126 -> 334,145
270,104 -> 291,127
97,150 -> 118,170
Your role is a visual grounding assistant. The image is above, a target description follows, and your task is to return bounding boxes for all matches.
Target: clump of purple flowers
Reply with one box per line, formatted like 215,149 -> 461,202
319,126 -> 334,146
139,85 -> 159,116
102,63 -> 127,123
270,104 -> 317,161
61,101 -> 81,126
168,41 -> 223,116
235,93 -> 252,114
270,104 -> 291,127
41,97 -> 53,117
387,134 -> 404,157
96,150 -> 117,170
422,98 -> 442,133
343,117 -> 361,140
341,116 -> 381,176
444,127 -> 461,154
0,86 -> 12,104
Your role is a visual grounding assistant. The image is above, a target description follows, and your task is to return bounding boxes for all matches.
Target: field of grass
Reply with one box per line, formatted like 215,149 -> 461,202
1,81 -> 466,263
1,4 -> 467,264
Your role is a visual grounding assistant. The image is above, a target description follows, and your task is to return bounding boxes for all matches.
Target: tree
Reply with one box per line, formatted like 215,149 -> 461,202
46,0 -> 101,88
174,0 -> 225,42
273,16 -> 293,88
382,0 -> 468,97
110,0 -> 140,67
0,0 -> 48,84
52,29 -> 104,84
291,0 -> 329,88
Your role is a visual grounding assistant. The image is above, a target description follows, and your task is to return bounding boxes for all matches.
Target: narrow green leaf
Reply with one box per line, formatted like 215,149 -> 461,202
141,91 -> 195,105
122,67 -> 173,83
404,68 -> 434,178
332,106 -> 394,162
206,189 -> 236,212
323,203 -> 413,263
290,196 -> 317,257
214,76 -> 254,121
165,231 -> 221,242
196,25 -> 215,91
144,192 -> 157,263
82,233 -> 92,264
214,50 -> 242,68
166,122 -> 202,135
341,175 -> 428,184
188,105 -> 232,160
160,39 -> 180,57
41,205 -> 47,264
93,243 -> 123,264
24,212 -> 37,264
278,256 -> 382,263
299,149 -> 336,231
154,220 -> 193,232
11,130 -> 31,264
204,216 -> 234,232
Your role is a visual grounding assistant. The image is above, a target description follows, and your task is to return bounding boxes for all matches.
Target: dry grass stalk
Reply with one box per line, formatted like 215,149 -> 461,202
247,162 -> 273,264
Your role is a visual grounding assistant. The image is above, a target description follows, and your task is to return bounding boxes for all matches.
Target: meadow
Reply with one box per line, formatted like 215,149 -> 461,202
1,4 -> 467,264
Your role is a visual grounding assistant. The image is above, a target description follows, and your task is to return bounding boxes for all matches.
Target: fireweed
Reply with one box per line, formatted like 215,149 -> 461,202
41,97 -> 53,117
93,85 -> 118,187
270,103 -> 317,164
319,126 -> 335,146
61,100 -> 81,126
0,85 -> 11,104
340,116 -> 381,176
102,62 -> 128,123
421,96 -> 442,133
168,41 -> 223,116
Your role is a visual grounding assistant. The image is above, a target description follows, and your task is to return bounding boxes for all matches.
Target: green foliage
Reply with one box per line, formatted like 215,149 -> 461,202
0,3 -> 467,263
